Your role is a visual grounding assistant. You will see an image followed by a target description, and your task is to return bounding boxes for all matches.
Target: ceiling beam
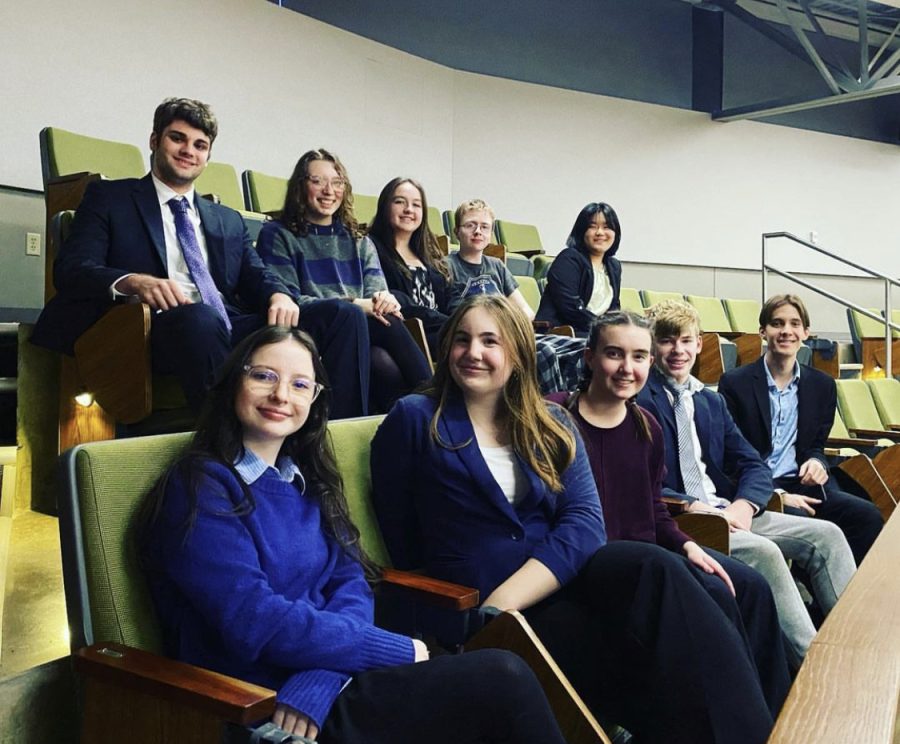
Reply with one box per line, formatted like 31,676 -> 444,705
712,76 -> 900,121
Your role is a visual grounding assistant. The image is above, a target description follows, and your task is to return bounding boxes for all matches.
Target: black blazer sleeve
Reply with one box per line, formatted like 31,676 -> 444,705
537,248 -> 596,333
606,256 -> 622,312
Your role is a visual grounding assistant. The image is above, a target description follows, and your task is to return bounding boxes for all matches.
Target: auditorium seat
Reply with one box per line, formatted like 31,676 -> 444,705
59,420 -> 609,744
442,209 -> 459,243
517,276 -> 542,314
507,254 -> 534,277
531,254 -> 554,282
866,378 -> 900,429
427,206 -> 446,238
847,308 -> 900,379
354,193 -> 378,228
242,169 -> 288,216
640,289 -> 683,307
686,295 -> 758,369
495,219 -> 545,257
193,161 -> 244,211
619,288 -> 645,316
836,379 -> 900,444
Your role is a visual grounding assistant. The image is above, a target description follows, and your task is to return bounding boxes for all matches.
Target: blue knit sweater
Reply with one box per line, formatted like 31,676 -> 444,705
144,457 -> 414,728
256,220 -> 387,308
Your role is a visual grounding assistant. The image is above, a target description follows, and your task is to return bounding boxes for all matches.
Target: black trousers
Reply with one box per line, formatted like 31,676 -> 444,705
523,542 -> 777,744
150,299 -> 370,418
319,649 -> 566,744
367,314 -> 431,413
776,474 -> 883,565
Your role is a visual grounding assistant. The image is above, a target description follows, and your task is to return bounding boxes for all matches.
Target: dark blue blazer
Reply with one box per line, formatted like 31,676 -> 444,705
535,247 -> 621,334
370,393 -> 606,599
718,357 -> 833,469
636,369 -> 774,512
32,174 -> 286,354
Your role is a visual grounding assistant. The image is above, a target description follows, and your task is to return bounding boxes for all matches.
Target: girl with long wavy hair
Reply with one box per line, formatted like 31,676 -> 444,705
372,294 -> 781,744
139,325 -> 568,744
256,149 -> 430,413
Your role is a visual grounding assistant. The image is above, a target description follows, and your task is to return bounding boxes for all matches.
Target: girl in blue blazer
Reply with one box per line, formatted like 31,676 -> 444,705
372,294 -> 779,744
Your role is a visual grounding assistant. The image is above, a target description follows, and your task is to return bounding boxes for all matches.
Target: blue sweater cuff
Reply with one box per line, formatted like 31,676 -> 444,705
277,669 -> 349,730
358,625 -> 415,669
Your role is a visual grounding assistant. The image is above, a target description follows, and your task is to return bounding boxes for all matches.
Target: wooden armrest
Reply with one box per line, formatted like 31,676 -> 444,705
549,325 -> 576,338
532,320 -> 551,332
732,334 -> 763,366
849,427 -> 900,442
767,492 -> 783,513
484,243 -> 506,261
403,317 -> 434,371
674,512 -> 730,555
827,436 -> 879,448
661,496 -> 689,515
693,332 -> 724,385
511,249 -> 544,258
380,568 -> 479,611
74,303 -> 152,423
74,643 -> 275,725
888,424 -> 900,432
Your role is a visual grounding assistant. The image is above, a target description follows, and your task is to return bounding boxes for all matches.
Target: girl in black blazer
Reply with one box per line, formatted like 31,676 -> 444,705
536,202 -> 623,336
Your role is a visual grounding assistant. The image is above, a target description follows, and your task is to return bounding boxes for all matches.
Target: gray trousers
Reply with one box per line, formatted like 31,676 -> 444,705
729,510 -> 855,667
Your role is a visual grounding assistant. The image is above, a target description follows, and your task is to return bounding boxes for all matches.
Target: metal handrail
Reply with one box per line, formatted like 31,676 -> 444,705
762,231 -> 900,374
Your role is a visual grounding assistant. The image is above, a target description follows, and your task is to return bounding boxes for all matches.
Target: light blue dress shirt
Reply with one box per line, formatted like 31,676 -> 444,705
765,360 -> 801,479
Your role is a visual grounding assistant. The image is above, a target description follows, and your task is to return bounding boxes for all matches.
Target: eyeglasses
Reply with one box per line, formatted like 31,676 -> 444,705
242,365 -> 325,401
306,176 -> 346,192
460,221 -> 493,235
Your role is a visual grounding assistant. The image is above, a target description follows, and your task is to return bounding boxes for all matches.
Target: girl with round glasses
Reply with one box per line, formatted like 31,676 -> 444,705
367,177 -> 451,356
536,202 -> 623,336
256,149 -> 431,413
139,325 -> 567,744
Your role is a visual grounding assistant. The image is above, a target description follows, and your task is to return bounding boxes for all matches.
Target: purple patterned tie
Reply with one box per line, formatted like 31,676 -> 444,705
168,197 -> 231,331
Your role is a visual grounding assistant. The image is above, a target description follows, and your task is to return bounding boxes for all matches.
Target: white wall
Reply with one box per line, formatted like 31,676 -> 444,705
3,0 -> 899,280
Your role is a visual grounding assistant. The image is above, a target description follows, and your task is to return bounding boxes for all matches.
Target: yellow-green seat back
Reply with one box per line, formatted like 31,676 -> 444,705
496,220 -> 543,255
685,296 -> 731,333
443,210 -> 459,244
517,276 -> 542,313
427,206 -> 445,237
194,161 -> 244,211
41,126 -> 145,184
641,290 -> 684,309
866,379 -> 900,428
836,379 -> 883,431
619,288 -> 645,315
532,255 -> 554,282
243,170 -> 288,214
723,299 -> 761,334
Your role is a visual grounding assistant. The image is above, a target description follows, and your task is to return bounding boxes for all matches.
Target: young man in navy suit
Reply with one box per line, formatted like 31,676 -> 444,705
33,98 -> 368,416
718,294 -> 883,565
637,299 -> 855,667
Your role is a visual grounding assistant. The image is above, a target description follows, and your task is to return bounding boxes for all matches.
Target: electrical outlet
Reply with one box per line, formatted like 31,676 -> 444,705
26,232 -> 41,256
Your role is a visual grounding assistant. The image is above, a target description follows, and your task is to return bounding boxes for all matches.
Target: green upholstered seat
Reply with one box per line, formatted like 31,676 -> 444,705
849,308 -> 888,339
495,220 -> 543,255
507,254 -> 534,277
723,299 -> 761,334
60,417 -> 387,650
516,276 -> 542,313
354,194 -> 378,228
640,290 -> 684,309
427,206 -> 446,237
619,288 -> 645,316
685,296 -> 731,334
193,161 -> 245,212
531,255 -> 554,282
40,127 -> 145,184
443,210 -> 459,244
866,379 -> 900,428
242,170 -> 288,214
837,379 -> 884,431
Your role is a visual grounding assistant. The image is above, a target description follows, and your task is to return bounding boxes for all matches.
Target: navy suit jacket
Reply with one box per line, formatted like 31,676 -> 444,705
636,369 -> 774,511
535,247 -> 622,334
718,356 -> 834,470
370,393 -> 606,599
32,174 -> 286,354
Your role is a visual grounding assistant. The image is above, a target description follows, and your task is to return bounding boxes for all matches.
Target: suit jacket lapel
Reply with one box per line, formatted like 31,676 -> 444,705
195,195 -> 226,288
796,371 -> 814,451
439,395 -> 522,523
133,176 -> 167,271
648,371 -> 677,439
751,357 -> 772,445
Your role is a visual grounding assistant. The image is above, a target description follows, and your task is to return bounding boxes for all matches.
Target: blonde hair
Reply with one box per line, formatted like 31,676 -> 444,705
646,299 -> 701,340
454,198 -> 496,232
424,294 -> 576,492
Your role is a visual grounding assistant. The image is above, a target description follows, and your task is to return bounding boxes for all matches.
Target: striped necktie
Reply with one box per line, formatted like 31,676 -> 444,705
668,381 -> 707,501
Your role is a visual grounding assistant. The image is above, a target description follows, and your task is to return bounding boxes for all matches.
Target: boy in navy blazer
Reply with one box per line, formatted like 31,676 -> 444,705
718,294 -> 883,565
637,299 -> 855,667
32,98 -> 367,416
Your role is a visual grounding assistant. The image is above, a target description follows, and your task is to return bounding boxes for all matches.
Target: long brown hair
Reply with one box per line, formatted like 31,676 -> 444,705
280,148 -> 364,238
367,177 -> 449,280
423,294 -> 576,492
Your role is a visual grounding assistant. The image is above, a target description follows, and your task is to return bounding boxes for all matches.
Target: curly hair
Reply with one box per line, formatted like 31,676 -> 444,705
152,97 -> 218,143
281,149 -> 363,238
